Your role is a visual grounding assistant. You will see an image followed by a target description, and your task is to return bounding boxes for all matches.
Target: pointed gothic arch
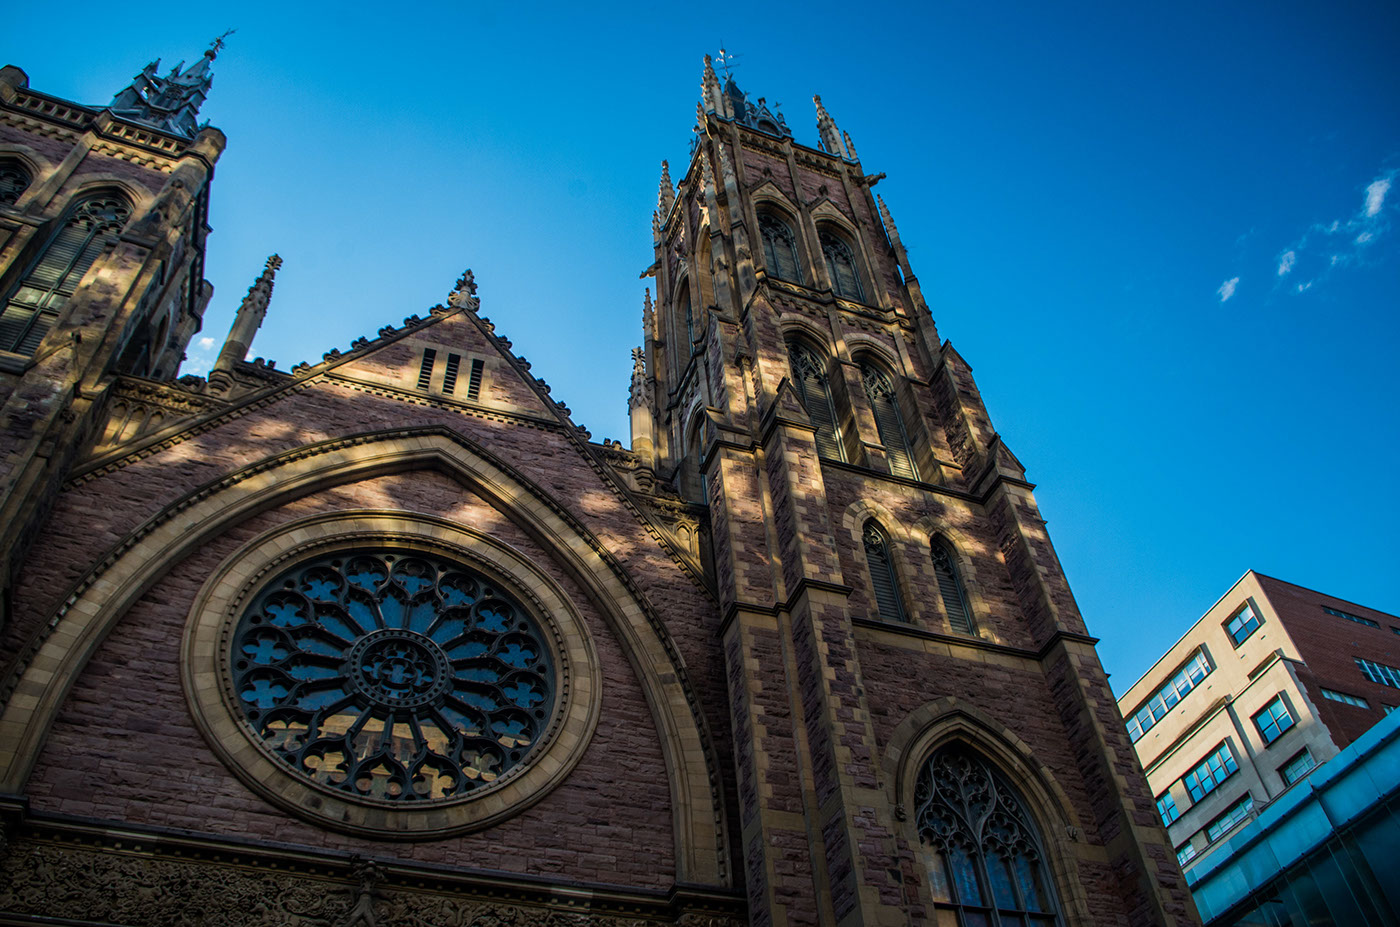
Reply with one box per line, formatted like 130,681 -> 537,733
0,156 -> 31,206
784,336 -> 845,462
817,225 -> 865,301
757,210 -> 802,283
861,520 -> 907,623
0,188 -> 132,355
931,533 -> 976,635
0,427 -> 732,886
858,357 -> 919,480
884,699 -> 1092,926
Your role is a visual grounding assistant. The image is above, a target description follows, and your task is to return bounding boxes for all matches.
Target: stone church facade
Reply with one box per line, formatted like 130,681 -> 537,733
0,45 -> 1197,927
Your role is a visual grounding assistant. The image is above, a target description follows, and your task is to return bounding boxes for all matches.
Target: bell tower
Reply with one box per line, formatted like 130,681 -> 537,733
632,56 -> 1196,926
0,41 -> 226,632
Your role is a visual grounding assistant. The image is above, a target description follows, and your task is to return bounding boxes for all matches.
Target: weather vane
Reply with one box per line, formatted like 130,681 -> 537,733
209,28 -> 236,56
715,45 -> 742,81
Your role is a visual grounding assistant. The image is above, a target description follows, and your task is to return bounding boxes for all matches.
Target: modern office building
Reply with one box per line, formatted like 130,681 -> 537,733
1118,570 -> 1400,875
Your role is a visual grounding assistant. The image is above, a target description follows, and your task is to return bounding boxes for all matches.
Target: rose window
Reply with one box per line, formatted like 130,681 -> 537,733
229,550 -> 555,803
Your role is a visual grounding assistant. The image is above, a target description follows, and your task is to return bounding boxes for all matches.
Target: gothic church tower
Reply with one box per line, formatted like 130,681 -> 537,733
632,57 -> 1196,926
0,48 -> 1196,927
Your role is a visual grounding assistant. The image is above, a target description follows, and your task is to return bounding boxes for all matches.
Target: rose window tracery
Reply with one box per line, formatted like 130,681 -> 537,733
229,550 -> 556,804
914,743 -> 1061,926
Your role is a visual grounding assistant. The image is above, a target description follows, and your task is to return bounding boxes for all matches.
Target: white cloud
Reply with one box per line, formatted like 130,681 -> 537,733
197,336 -> 216,350
1364,176 -> 1391,217
1271,167 -> 1397,293
1218,277 -> 1239,302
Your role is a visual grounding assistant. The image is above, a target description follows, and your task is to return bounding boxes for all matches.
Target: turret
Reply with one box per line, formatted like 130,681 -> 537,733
212,254 -> 281,378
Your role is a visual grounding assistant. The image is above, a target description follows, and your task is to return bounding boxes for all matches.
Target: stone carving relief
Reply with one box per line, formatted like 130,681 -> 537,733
0,841 -> 746,927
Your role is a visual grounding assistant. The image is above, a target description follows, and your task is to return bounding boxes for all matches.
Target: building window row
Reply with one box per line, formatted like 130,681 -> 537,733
1224,603 -> 1261,647
1323,606 -> 1378,628
1156,791 -> 1181,827
1356,658 -> 1400,689
1183,742 -> 1239,802
1205,793 -> 1255,843
1253,696 -> 1295,745
861,522 -> 977,635
1320,688 -> 1369,709
1126,650 -> 1212,742
1176,841 -> 1198,868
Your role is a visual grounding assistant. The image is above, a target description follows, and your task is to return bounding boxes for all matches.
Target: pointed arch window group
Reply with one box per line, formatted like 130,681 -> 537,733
861,362 -> 918,480
859,523 -> 978,636
0,190 -> 131,356
915,742 -> 1062,926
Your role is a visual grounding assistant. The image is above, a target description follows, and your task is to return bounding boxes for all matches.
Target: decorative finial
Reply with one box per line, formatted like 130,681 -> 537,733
714,46 -> 742,82
813,94 -> 845,156
448,269 -> 478,309
842,130 -> 860,162
265,253 -> 283,274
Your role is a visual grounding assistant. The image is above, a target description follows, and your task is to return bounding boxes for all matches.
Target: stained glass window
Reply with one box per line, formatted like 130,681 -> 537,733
915,743 -> 1061,926
229,549 -> 556,804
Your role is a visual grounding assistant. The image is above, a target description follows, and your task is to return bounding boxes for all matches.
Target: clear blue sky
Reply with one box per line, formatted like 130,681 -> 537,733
6,0 -> 1398,692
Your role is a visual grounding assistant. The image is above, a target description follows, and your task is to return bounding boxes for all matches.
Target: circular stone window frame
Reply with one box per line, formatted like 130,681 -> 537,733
181,510 -> 600,839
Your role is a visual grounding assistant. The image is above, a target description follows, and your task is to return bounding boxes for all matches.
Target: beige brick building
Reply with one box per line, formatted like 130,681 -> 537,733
0,47 -> 1199,926
1117,571 -> 1399,876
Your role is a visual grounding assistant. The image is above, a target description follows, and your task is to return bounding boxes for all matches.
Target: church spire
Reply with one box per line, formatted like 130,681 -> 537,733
108,33 -> 231,138
813,94 -> 849,158
212,253 -> 280,376
657,160 -> 675,219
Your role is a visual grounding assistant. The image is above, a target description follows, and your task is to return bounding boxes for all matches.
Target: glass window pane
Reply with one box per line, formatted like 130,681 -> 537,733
987,852 -> 1017,908
950,846 -> 983,905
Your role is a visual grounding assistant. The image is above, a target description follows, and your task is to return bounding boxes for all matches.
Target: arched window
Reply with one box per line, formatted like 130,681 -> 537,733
820,230 -> 864,300
862,522 -> 906,622
915,743 -> 1062,926
674,284 -> 695,356
787,339 -> 845,461
862,362 -> 918,480
0,159 -> 31,206
759,213 -> 802,283
0,191 -> 130,356
932,537 -> 975,635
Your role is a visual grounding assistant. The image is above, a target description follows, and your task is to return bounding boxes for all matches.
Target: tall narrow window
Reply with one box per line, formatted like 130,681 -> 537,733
0,159 -> 30,206
820,230 -> 864,300
932,537 -> 974,634
0,192 -> 130,356
862,522 -> 906,622
678,287 -> 696,354
915,743 -> 1062,927
442,353 -> 462,393
759,214 -> 801,282
861,362 -> 918,479
416,349 -> 437,391
787,340 -> 845,461
465,358 -> 485,400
